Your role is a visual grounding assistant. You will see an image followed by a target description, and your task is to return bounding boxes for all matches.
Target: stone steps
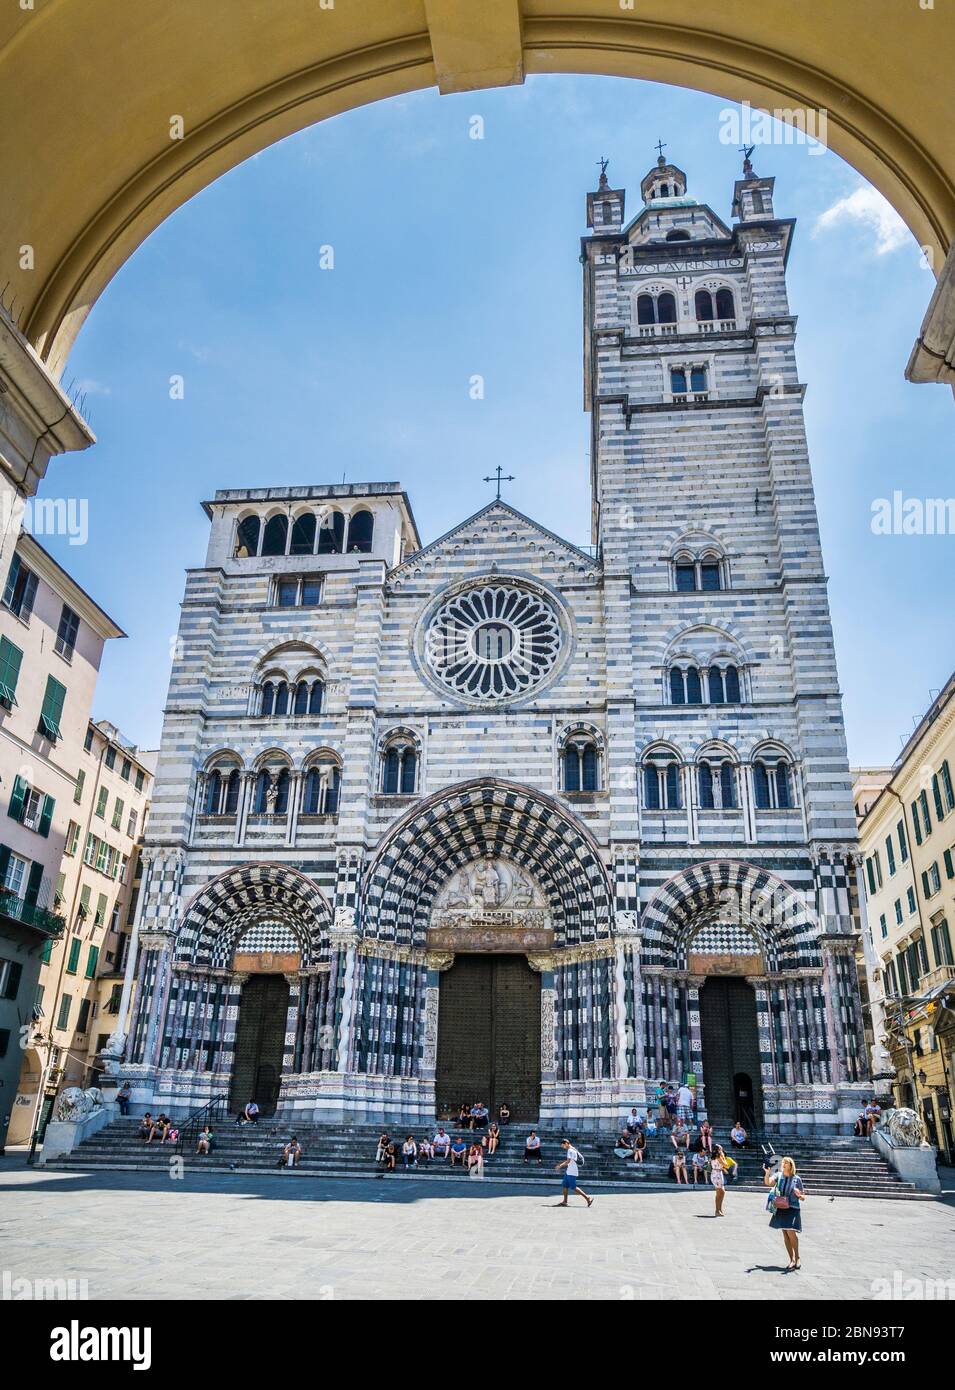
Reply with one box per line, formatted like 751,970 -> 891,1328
45,1120 -> 932,1199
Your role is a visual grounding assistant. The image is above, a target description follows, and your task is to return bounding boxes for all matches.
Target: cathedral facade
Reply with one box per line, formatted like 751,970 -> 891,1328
114,154 -> 868,1134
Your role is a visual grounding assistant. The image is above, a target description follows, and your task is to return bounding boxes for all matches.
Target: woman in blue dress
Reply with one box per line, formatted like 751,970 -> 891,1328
764,1155 -> 807,1271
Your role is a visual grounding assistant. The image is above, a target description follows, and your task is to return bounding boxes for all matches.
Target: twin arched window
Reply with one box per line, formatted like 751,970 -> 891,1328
674,550 -> 724,591
637,291 -> 677,327
381,740 -> 418,795
203,767 -> 241,816
254,767 -> 291,815
260,678 -> 324,718
699,760 -> 738,810
562,735 -> 600,793
644,751 -> 682,810
669,664 -> 741,705
302,762 -> 341,816
695,287 -> 736,322
754,758 -> 793,810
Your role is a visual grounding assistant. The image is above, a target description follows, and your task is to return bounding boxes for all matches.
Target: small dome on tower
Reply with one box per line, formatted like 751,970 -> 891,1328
640,147 -> 692,205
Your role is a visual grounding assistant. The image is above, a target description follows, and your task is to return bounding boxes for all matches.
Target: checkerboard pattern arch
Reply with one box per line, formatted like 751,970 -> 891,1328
361,778 -> 613,946
640,859 -> 820,970
174,862 -> 333,967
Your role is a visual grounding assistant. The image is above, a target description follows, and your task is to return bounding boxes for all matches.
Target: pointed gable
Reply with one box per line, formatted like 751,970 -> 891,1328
388,500 -> 600,590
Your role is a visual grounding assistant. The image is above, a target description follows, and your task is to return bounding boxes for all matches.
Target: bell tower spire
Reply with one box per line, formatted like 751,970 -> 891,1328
586,157 -> 625,232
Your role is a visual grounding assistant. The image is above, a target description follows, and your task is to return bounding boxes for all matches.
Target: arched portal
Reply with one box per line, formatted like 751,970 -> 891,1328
360,777 -> 614,946
3,7 -> 952,377
174,862 -> 332,968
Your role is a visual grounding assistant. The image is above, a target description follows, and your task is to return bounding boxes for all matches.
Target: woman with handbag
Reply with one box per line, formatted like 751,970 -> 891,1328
764,1155 -> 807,1271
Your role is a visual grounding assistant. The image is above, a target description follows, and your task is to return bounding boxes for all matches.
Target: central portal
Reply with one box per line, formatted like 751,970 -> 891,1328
435,954 -> 541,1121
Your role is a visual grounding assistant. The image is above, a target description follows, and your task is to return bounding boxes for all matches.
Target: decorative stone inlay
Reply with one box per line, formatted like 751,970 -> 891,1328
424,581 -> 561,703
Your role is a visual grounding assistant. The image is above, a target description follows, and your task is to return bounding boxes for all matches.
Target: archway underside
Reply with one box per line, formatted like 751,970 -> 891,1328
2,4 -> 951,374
640,859 -> 820,971
175,863 -> 332,968
361,778 -> 613,946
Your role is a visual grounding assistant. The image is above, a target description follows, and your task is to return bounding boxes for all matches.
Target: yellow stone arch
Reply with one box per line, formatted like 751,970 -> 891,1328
2,1 -> 953,381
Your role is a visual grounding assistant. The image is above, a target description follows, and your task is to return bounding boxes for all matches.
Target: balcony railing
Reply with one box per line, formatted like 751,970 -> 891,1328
635,319 -> 737,339
0,887 -> 66,937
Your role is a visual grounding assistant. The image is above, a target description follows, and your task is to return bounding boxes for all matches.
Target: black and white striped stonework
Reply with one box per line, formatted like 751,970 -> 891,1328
125,164 -> 870,1133
361,778 -> 613,946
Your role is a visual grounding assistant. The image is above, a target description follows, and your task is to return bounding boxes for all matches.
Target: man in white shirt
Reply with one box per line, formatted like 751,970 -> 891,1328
555,1138 -> 594,1207
432,1127 -> 451,1158
624,1107 -> 642,1136
676,1082 -> 694,1123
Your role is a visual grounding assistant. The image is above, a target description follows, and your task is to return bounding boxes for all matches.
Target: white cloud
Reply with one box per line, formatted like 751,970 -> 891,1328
812,185 -> 910,255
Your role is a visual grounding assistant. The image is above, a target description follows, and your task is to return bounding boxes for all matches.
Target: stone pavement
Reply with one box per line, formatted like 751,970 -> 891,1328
1,1160 -> 953,1301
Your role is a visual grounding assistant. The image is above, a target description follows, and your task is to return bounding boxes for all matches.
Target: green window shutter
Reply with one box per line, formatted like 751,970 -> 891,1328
111,797 -> 123,830
0,636 -> 23,706
38,793 -> 54,838
56,993 -> 71,1031
66,937 -> 80,973
41,937 -> 53,964
85,944 -> 99,979
920,790 -> 932,835
921,870 -> 930,897
24,860 -> 43,906
912,800 -> 923,845
0,844 -> 9,887
933,774 -> 944,821
39,675 -> 66,741
943,760 -> 955,812
7,775 -> 26,823
95,786 -> 108,818
73,768 -> 85,804
945,848 -> 954,879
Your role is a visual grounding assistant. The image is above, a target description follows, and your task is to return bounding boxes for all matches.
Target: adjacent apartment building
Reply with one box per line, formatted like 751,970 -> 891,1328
0,534 -> 124,1148
855,672 -> 955,1163
8,719 -> 154,1143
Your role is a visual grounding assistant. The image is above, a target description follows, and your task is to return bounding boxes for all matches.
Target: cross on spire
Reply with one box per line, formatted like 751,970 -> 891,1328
483,464 -> 515,500
655,138 -> 667,161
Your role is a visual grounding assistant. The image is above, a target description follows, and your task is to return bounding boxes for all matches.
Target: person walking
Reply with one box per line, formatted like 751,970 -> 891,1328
555,1139 -> 594,1208
764,1155 -> 806,1270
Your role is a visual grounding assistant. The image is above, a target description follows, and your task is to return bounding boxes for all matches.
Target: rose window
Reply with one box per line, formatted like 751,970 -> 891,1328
424,583 -> 562,702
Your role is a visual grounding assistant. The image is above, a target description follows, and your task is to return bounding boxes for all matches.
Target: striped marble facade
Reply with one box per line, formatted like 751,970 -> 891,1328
114,158 -> 869,1133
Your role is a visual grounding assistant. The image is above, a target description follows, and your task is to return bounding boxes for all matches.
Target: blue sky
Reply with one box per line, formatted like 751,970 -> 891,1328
42,75 -> 954,765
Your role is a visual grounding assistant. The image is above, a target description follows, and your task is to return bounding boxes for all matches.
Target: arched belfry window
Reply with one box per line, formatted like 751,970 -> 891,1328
261,514 -> 288,557
715,287 -> 735,321
347,510 -> 374,554
637,293 -> 655,326
561,733 -> 600,793
234,515 -> 260,558
695,289 -> 714,321
289,513 -> 316,556
657,291 -> 677,323
318,510 -> 345,554
643,749 -> 682,811
381,737 -> 418,795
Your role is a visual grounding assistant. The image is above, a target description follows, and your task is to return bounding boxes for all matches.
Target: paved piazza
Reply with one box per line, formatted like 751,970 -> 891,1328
2,1164 -> 954,1301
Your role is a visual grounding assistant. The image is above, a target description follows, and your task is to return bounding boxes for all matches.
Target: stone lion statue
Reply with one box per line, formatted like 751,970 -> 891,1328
882,1107 -> 924,1147
53,1086 -> 106,1123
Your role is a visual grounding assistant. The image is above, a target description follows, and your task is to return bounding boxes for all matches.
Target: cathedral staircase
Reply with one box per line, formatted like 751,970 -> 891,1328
44,1119 -> 933,1198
